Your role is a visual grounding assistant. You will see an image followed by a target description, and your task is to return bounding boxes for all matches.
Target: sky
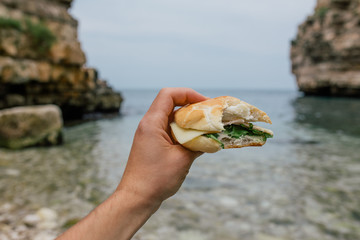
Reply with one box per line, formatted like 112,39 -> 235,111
70,0 -> 315,91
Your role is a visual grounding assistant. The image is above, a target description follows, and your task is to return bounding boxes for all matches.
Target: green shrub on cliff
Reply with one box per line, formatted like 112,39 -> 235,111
0,17 -> 22,31
25,19 -> 56,54
0,17 -> 56,54
316,7 -> 329,22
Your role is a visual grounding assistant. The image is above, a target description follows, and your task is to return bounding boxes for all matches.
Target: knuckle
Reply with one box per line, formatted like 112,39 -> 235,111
159,88 -> 172,96
136,118 -> 149,135
136,117 -> 156,135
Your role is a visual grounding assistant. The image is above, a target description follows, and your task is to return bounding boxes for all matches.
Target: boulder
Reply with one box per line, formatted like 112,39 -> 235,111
0,0 -> 123,120
0,105 -> 63,149
291,0 -> 360,97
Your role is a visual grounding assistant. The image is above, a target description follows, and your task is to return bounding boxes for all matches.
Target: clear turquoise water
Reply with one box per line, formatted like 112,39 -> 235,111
0,89 -> 359,239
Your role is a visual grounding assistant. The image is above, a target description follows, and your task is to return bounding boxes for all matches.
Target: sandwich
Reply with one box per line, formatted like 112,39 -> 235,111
170,96 -> 273,153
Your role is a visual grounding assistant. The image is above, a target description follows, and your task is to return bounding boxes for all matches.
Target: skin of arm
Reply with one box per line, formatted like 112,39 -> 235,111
56,88 -> 207,240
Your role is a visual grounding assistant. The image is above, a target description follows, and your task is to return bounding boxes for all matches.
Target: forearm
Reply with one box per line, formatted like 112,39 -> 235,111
56,88 -> 204,239
56,190 -> 161,240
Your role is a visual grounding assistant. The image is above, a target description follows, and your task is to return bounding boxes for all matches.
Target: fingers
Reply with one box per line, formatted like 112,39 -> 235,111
150,88 -> 207,116
146,88 -> 208,127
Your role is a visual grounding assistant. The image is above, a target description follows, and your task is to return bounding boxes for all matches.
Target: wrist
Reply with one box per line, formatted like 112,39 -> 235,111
111,187 -> 162,215
80,188 -> 161,240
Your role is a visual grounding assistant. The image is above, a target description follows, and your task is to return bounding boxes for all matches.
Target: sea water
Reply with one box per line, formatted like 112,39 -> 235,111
0,89 -> 359,239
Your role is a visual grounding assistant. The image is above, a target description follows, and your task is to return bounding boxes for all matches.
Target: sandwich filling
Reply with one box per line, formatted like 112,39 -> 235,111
171,96 -> 273,152
170,122 -> 273,149
204,123 -> 273,149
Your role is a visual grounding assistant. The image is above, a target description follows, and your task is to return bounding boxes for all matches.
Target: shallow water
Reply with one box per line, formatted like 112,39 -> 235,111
0,89 -> 359,239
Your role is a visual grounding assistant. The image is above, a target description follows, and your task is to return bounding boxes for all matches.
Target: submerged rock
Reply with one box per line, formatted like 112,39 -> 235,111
23,214 -> 41,227
33,232 -> 58,240
291,0 -> 360,97
0,105 -> 63,149
36,208 -> 58,223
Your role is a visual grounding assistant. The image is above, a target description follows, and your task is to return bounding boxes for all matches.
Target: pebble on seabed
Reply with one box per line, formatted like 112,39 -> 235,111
33,232 -> 57,240
0,205 -> 60,240
178,230 -> 208,240
23,214 -> 41,227
36,208 -> 58,222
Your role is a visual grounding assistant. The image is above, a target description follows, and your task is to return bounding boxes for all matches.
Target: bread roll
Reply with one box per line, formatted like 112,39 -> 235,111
174,96 -> 271,132
171,96 -> 273,153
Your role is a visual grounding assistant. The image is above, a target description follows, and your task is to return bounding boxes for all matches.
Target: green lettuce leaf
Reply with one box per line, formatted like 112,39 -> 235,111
204,133 -> 224,149
204,124 -> 272,149
224,124 -> 273,140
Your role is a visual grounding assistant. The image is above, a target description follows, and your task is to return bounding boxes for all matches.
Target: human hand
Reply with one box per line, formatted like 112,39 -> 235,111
117,88 -> 208,207
56,88 -> 208,240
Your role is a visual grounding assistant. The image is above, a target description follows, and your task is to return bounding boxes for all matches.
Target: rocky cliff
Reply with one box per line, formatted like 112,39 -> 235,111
291,0 -> 360,97
0,0 -> 122,120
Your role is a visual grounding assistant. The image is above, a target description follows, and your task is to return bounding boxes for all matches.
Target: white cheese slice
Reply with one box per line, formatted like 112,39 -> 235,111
170,122 -> 210,144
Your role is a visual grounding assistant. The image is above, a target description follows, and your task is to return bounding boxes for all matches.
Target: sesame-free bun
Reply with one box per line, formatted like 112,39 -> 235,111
182,136 -> 222,153
174,96 -> 271,132
182,135 -> 267,153
170,96 -> 273,153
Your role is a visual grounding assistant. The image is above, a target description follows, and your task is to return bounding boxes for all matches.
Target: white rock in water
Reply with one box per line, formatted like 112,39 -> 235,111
5,169 -> 20,177
0,105 -> 63,149
38,221 -> 58,230
15,224 -> 28,232
219,196 -> 238,208
178,230 -> 207,240
23,214 -> 41,226
0,203 -> 14,213
36,208 -> 58,222
33,232 -> 57,240
8,231 -> 20,240
0,215 -> 7,224
256,233 -> 286,240
0,233 -> 9,240
139,234 -> 158,240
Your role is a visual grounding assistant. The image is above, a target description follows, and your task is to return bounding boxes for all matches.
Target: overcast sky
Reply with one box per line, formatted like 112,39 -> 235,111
71,0 -> 315,91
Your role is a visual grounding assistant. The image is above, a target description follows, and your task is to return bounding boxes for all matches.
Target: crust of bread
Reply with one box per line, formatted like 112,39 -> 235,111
174,96 -> 271,132
181,135 -> 266,153
182,136 -> 222,153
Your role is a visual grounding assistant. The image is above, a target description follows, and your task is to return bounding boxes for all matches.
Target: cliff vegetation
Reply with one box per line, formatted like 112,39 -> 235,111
0,0 -> 123,120
291,0 -> 360,97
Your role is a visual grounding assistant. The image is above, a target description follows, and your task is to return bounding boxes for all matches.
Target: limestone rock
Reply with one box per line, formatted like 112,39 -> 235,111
33,232 -> 58,240
0,0 -> 123,120
291,0 -> 360,97
36,208 -> 58,222
23,214 -> 41,227
36,208 -> 58,230
0,105 -> 63,149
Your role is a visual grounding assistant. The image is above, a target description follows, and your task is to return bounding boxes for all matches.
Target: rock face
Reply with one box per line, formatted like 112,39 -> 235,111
0,105 -> 63,149
0,0 -> 122,119
291,0 -> 360,97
